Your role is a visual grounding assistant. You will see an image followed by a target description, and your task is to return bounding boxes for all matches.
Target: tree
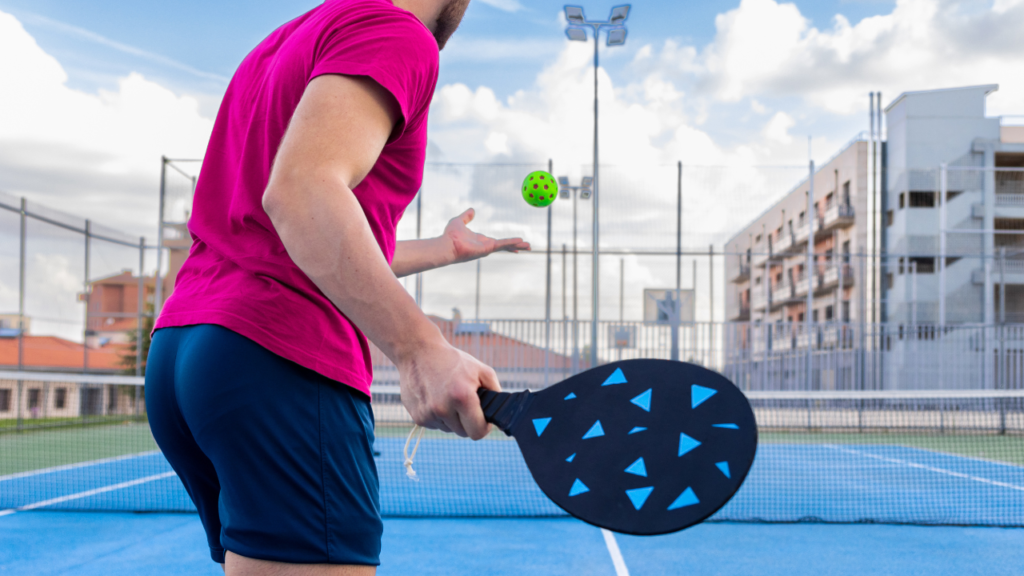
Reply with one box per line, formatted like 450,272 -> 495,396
120,302 -> 154,377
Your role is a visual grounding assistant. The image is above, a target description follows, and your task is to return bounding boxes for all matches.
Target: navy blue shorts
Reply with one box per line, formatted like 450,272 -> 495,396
145,324 -> 382,565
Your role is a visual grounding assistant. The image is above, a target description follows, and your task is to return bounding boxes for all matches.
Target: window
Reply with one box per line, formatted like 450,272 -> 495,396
886,273 -> 894,289
755,276 -> 761,286
842,301 -> 851,322
899,192 -> 905,209
908,257 -> 935,274
812,310 -> 819,322
886,210 -> 894,226
842,241 -> 851,263
909,191 -> 935,207
755,234 -> 762,244
0,389 -> 10,412
797,312 -> 805,322
28,389 -> 40,409
842,181 -> 850,204
55,388 -> 67,409
775,272 -> 783,285
825,193 -> 834,209
825,305 -> 834,321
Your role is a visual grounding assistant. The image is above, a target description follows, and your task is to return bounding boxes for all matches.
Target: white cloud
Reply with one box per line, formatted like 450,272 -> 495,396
764,111 -> 795,144
691,0 -> 1024,115
0,10 -> 213,239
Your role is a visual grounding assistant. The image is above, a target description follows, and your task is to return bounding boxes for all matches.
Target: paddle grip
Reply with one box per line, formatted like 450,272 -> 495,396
477,389 -> 533,436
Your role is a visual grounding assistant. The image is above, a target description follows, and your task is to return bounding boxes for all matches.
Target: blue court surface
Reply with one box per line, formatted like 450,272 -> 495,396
2,512 -> 1024,575
5,438 -> 1023,526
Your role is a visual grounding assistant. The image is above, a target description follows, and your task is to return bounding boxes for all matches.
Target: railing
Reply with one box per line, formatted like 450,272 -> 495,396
823,203 -> 855,229
731,263 -> 751,282
771,282 -> 797,304
822,264 -> 854,288
996,193 -> 1024,206
774,232 -> 795,253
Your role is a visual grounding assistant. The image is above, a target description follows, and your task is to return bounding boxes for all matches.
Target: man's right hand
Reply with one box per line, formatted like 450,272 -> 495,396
398,342 -> 501,440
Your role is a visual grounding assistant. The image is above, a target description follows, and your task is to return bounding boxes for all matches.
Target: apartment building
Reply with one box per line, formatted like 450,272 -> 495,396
724,136 -> 870,329
884,84 -> 1024,325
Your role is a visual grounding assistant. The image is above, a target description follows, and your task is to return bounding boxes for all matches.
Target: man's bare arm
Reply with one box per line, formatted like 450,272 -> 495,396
262,74 -> 498,439
390,209 -> 531,278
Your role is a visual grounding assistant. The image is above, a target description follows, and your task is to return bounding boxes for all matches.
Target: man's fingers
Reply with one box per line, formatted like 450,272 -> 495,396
479,365 -> 501,393
459,208 -> 475,225
456,404 -> 490,440
493,238 -> 529,252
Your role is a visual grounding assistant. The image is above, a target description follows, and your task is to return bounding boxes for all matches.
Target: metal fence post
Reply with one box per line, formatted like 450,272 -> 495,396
136,236 -> 146,416
83,220 -> 91,374
16,197 -> 26,431
544,159 -> 553,386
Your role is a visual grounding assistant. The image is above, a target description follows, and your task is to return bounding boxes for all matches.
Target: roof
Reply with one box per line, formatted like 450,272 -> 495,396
368,316 -> 574,371
884,84 -> 999,113
0,335 -> 131,373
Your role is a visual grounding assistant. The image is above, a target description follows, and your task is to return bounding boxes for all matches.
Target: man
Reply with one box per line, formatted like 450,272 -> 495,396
146,0 -> 524,573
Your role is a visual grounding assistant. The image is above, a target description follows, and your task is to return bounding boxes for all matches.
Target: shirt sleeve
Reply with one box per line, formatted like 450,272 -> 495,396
310,5 -> 440,141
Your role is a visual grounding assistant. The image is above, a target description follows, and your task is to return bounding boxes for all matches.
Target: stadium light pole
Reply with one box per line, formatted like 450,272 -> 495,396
564,4 -> 630,369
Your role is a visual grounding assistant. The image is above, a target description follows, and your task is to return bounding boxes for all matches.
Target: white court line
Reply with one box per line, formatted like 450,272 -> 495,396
601,528 -> 630,576
825,445 -> 1024,493
0,451 -> 162,482
0,471 -> 177,517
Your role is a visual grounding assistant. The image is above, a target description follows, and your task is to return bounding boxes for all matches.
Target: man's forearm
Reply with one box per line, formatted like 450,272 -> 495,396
390,238 -> 456,278
264,171 -> 445,365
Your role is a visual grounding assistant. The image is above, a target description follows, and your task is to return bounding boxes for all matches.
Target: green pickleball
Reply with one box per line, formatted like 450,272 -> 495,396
522,171 -> 558,207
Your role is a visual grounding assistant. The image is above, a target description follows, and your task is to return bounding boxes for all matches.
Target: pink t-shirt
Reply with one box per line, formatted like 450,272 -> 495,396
155,0 -> 439,396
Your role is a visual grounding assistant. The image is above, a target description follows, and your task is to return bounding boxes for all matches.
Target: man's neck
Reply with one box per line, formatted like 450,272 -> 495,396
391,0 -> 440,33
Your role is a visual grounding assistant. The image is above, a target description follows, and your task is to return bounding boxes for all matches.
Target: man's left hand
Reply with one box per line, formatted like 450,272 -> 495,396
445,208 -> 531,264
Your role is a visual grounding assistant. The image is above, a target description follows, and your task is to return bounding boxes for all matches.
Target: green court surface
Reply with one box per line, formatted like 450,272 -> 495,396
0,421 -> 157,476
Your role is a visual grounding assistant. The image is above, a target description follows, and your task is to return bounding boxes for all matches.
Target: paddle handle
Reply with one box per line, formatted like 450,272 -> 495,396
477,388 -> 533,436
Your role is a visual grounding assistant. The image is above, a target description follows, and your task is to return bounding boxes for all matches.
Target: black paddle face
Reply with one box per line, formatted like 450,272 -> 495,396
507,359 -> 756,535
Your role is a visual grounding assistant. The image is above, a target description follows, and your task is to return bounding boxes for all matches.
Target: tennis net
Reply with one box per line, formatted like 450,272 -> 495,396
2,371 -> 1022,526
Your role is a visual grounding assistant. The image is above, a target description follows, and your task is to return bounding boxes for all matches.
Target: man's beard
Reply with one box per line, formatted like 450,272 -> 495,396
433,0 -> 470,50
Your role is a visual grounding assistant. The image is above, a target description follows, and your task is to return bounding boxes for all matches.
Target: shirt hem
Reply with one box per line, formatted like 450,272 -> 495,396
155,310 -> 372,398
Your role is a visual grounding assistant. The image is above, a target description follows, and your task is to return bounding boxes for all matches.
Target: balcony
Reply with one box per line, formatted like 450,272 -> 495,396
973,259 -> 1024,285
821,264 -> 855,289
794,273 -> 816,298
751,289 -> 767,310
731,263 -> 751,283
774,232 -> 796,254
729,304 -> 751,321
772,282 -> 797,305
751,245 -> 769,268
822,203 -> 855,232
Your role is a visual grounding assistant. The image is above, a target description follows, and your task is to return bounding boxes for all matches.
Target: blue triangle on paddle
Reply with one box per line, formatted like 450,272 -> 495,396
582,420 -> 605,439
630,389 -> 652,412
532,418 -> 552,436
569,478 -> 589,497
628,426 -> 647,435
678,432 -> 701,457
566,453 -> 576,463
716,461 -> 731,479
625,486 -> 654,510
601,368 -> 628,386
713,423 -> 739,429
668,487 -> 699,510
691,384 -> 717,408
564,392 -> 577,400
624,457 -> 647,477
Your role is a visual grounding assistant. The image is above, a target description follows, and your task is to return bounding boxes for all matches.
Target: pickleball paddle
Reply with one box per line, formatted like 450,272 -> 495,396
477,359 -> 757,536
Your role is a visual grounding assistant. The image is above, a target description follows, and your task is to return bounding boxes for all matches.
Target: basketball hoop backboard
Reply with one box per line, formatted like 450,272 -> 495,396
643,289 -> 695,324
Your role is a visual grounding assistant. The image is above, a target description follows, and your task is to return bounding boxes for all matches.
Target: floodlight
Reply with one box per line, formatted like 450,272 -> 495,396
609,5 -> 630,24
564,5 -> 586,24
581,176 -> 593,188
560,189 -> 571,199
607,27 -> 627,46
580,189 -> 592,200
565,27 -> 588,42
558,176 -> 570,187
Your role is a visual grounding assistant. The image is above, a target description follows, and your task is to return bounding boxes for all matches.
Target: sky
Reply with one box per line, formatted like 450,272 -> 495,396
2,0 -> 1024,325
